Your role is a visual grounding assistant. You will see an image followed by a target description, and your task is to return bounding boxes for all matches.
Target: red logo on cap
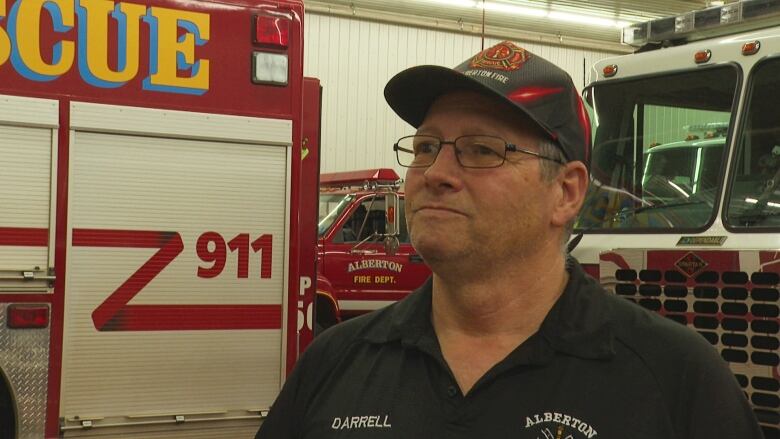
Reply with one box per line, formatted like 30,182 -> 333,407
470,41 -> 530,71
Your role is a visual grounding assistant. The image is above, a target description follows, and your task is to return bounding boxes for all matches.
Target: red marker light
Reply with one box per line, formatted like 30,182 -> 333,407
602,64 -> 618,78
387,207 -> 395,224
254,14 -> 290,48
7,305 -> 49,328
694,49 -> 712,64
742,41 -> 760,56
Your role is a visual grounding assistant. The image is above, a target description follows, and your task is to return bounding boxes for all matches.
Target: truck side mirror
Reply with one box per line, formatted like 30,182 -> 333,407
384,193 -> 400,255
384,193 -> 399,237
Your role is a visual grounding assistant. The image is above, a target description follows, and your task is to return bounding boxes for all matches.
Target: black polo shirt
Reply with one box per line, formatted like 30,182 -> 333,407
256,260 -> 764,439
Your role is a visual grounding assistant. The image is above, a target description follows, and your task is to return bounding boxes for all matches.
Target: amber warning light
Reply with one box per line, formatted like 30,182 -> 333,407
7,304 -> 49,328
742,41 -> 760,56
602,64 -> 618,78
694,49 -> 712,64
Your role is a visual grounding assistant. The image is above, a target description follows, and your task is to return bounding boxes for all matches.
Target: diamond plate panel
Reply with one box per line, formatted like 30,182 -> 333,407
0,304 -> 50,439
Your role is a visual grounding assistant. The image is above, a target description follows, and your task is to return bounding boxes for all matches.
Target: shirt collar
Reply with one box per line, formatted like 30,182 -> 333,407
361,258 -> 615,362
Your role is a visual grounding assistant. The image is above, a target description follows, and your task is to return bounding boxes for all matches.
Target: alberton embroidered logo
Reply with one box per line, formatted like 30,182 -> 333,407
470,41 -> 530,71
524,412 -> 598,438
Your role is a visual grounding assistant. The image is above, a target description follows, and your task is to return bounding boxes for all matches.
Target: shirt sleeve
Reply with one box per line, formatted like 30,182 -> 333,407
254,352 -> 308,439
685,348 -> 766,439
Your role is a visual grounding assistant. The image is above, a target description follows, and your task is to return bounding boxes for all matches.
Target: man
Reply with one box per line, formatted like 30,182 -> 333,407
256,41 -> 764,439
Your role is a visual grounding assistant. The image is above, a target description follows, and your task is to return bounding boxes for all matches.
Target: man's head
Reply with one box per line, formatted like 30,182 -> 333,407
385,41 -> 592,166
383,42 -> 590,273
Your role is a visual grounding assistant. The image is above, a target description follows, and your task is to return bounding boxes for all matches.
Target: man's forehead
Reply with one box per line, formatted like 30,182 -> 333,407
421,90 -> 547,138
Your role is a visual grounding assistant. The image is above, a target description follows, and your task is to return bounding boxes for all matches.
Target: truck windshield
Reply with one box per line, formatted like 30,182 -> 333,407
725,57 -> 780,229
319,194 -> 354,236
577,66 -> 738,231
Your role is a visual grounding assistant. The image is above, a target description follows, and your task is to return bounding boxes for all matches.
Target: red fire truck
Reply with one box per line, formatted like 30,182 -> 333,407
315,169 -> 430,330
0,0 -> 319,437
571,2 -> 780,435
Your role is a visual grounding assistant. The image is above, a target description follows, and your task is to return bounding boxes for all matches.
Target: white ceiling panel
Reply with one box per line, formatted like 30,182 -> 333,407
306,0 -> 728,52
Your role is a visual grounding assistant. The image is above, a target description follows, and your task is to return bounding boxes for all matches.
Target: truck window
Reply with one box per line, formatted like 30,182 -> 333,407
578,66 -> 738,231
319,194 -> 354,237
333,196 -> 410,244
725,57 -> 780,229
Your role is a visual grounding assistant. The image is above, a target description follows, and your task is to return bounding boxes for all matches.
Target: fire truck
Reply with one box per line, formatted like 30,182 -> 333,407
315,169 -> 430,330
0,0 -> 319,437
571,1 -> 780,435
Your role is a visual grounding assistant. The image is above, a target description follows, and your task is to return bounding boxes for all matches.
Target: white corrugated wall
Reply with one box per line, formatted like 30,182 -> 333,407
303,12 -> 617,174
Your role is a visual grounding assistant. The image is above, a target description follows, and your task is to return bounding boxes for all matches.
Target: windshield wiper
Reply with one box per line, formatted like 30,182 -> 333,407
567,200 -> 707,253
731,209 -> 780,225
613,200 -> 707,218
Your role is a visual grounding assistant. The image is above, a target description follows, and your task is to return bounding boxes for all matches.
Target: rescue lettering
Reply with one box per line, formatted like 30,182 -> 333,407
0,0 -> 209,94
331,415 -> 392,430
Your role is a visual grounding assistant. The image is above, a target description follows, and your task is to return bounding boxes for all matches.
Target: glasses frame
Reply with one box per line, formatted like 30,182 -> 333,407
393,134 -> 565,169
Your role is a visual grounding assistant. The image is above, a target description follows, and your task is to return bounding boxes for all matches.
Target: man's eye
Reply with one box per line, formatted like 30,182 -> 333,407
415,143 -> 436,154
464,144 -> 497,156
474,144 -> 496,155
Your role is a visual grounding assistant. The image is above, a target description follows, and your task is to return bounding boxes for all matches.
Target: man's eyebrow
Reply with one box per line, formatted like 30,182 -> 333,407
415,126 -> 440,136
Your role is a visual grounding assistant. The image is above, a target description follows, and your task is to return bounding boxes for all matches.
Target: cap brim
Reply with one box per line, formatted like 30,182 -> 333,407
384,65 -> 554,140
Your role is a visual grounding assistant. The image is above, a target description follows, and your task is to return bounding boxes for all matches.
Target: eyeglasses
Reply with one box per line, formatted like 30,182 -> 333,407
394,135 -> 564,169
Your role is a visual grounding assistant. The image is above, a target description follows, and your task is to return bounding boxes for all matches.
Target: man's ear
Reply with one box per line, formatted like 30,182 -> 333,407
551,161 -> 589,227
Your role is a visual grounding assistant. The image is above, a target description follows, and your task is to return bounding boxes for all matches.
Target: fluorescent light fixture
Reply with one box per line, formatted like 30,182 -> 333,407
422,0 -> 635,29
667,180 -> 690,198
549,10 -> 625,28
483,2 -> 547,17
428,0 -> 477,7
745,198 -> 780,208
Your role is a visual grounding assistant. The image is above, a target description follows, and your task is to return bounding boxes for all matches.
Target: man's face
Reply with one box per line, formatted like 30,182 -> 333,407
404,90 -> 560,272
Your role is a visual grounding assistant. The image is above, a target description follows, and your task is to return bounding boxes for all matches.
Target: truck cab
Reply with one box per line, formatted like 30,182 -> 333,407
315,169 -> 430,330
571,4 -> 780,435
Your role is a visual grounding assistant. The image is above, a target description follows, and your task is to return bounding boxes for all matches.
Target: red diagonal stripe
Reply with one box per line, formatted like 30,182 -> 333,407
87,230 -> 184,330
73,228 -> 179,248
99,305 -> 282,331
0,227 -> 48,246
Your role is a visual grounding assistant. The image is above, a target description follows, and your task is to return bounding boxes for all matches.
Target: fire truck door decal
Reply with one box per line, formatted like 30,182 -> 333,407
73,228 -> 282,331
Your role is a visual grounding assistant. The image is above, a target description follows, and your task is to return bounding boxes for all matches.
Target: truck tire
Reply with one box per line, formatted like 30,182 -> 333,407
314,295 -> 339,336
0,372 -> 15,439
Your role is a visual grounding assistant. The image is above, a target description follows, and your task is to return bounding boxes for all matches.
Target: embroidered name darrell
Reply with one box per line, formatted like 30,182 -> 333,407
331,415 -> 392,430
525,412 -> 598,438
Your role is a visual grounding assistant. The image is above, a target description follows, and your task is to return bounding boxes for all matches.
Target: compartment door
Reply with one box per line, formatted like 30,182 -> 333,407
61,102 -> 292,436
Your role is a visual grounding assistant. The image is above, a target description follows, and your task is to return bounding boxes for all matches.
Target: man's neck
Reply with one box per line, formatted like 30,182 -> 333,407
429,249 -> 569,394
431,252 -> 568,336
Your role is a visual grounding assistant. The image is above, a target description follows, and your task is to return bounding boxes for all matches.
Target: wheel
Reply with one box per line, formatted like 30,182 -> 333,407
0,372 -> 15,439
314,295 -> 339,337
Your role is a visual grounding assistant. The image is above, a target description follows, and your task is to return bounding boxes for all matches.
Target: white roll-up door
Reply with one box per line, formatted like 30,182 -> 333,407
0,95 -> 58,292
61,103 -> 292,436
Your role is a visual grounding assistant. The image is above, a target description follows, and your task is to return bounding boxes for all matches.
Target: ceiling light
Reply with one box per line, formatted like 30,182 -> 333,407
549,11 -> 625,28
482,2 -> 547,17
428,0 -> 477,7
422,0 -> 635,29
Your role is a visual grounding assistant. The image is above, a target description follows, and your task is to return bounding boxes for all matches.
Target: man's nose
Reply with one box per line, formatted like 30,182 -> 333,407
423,143 -> 463,189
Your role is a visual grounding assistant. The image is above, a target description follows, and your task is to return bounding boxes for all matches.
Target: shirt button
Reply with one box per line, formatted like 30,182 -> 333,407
446,385 -> 458,397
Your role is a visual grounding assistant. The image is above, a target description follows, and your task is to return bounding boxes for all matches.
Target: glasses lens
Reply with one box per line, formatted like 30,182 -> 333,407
396,135 -> 440,167
455,136 -> 506,168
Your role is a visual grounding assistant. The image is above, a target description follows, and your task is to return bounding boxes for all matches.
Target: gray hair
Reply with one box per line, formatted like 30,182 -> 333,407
537,140 -> 575,251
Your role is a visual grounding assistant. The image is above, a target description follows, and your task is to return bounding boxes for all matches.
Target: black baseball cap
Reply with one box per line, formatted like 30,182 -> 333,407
384,41 -> 591,166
